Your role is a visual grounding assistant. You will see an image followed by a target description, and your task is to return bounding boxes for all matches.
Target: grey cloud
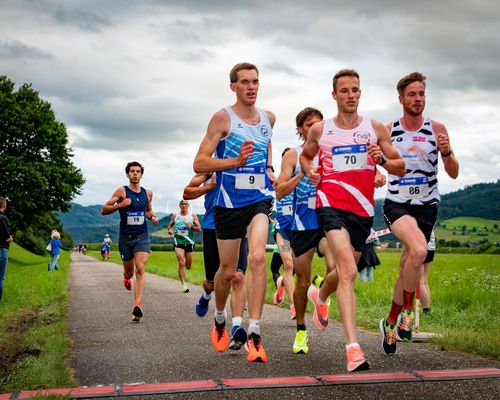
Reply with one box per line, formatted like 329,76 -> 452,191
0,40 -> 53,60
53,6 -> 111,32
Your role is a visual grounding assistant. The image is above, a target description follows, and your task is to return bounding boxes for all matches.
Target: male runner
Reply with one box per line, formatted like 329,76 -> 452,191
380,72 -> 459,355
301,70 -> 405,371
183,172 -> 248,350
193,62 -> 275,363
167,200 -> 201,293
275,107 -> 337,355
101,161 -> 159,322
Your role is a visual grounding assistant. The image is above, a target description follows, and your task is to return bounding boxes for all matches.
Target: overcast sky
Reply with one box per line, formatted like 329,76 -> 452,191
2,0 -> 499,214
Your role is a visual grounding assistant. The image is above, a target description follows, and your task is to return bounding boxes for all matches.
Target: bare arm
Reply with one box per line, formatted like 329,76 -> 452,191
433,121 -> 459,179
101,187 -> 129,215
167,213 -> 176,236
146,189 -> 159,225
267,140 -> 276,185
300,121 -> 323,185
275,149 -> 303,199
183,173 -> 215,200
192,213 -> 201,232
369,120 -> 406,176
193,110 -> 254,173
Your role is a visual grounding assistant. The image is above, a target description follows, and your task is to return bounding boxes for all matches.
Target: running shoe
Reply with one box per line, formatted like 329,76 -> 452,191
346,345 -> 370,372
379,318 -> 397,355
229,325 -> 248,351
131,305 -> 143,322
290,304 -> 296,320
312,273 -> 324,288
292,330 -> 309,354
273,275 -> 285,305
396,308 -> 415,342
211,318 -> 229,352
195,294 -> 210,317
181,283 -> 190,293
245,333 -> 268,363
307,286 -> 329,331
123,278 -> 132,291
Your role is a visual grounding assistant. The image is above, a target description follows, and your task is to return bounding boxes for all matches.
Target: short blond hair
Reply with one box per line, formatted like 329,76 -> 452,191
332,69 -> 359,92
230,63 -> 259,83
397,72 -> 426,96
51,231 -> 60,239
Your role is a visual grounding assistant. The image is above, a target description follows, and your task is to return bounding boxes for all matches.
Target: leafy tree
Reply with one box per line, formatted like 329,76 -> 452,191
0,75 -> 84,253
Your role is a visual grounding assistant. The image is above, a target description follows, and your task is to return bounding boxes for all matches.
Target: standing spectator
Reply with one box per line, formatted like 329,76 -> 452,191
0,197 -> 13,302
48,230 -> 63,271
358,229 -> 381,283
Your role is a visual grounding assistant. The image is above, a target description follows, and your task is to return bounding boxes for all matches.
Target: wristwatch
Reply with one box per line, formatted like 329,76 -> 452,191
378,155 -> 387,166
266,165 -> 275,172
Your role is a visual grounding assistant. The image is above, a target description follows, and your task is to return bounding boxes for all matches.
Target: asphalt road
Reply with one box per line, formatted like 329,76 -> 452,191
68,253 -> 499,399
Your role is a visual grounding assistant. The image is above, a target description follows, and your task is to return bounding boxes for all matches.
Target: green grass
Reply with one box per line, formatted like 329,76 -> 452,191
90,248 -> 500,360
436,216 -> 500,243
0,243 -> 76,393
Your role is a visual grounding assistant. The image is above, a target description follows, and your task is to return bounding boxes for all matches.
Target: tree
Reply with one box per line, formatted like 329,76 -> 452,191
0,75 -> 84,253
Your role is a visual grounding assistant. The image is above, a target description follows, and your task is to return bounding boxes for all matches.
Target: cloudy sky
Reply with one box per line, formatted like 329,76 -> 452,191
1,0 -> 499,214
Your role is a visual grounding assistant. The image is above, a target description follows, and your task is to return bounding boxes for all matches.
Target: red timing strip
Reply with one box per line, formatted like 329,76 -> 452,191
222,375 -> 319,388
414,368 -> 500,380
121,379 -> 218,394
320,371 -> 418,384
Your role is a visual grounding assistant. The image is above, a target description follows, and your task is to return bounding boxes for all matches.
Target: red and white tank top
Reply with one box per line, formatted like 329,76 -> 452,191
316,117 -> 377,217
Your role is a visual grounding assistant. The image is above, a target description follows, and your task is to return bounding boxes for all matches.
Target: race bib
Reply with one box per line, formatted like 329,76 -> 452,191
332,144 -> 367,172
127,211 -> 145,225
281,204 -> 293,216
235,166 -> 265,189
398,177 -> 429,199
307,190 -> 317,209
177,229 -> 189,236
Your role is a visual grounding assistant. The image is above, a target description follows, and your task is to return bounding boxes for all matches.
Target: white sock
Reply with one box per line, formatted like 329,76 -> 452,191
345,342 -> 360,351
214,309 -> 226,324
248,319 -> 260,335
232,316 -> 243,328
203,292 -> 213,300
316,290 -> 327,304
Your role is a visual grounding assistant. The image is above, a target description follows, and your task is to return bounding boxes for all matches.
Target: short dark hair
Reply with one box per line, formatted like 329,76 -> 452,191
230,63 -> 259,83
0,197 -> 6,209
295,107 -> 323,139
397,72 -> 426,96
332,69 -> 359,92
125,161 -> 144,174
281,147 -> 292,158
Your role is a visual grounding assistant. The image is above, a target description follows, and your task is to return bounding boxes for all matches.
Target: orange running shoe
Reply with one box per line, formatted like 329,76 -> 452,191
307,286 -> 329,331
123,278 -> 132,291
211,318 -> 229,352
245,333 -> 268,363
273,276 -> 285,305
346,345 -> 370,372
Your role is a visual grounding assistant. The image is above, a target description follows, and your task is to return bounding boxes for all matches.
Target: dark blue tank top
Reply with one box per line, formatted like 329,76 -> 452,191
119,186 -> 149,235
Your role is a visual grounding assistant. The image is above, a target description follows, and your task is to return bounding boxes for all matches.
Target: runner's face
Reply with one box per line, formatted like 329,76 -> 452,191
333,76 -> 361,114
127,166 -> 142,184
179,202 -> 189,212
231,69 -> 259,106
400,81 -> 426,116
298,115 -> 322,141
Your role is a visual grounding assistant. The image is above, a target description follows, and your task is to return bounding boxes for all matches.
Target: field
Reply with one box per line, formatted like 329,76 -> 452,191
90,247 -> 500,360
436,216 -> 500,243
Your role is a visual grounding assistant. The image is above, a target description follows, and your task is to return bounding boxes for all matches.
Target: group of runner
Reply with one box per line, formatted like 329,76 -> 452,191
100,63 -> 459,371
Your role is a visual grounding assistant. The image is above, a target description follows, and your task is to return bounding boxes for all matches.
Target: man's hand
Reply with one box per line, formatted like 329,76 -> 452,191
367,141 -> 383,165
151,216 -> 159,225
437,132 -> 451,155
118,198 -> 132,208
235,140 -> 254,167
308,168 -> 321,186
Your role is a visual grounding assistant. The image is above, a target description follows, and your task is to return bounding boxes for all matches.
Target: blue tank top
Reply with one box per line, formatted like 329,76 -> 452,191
214,107 -> 275,208
275,192 -> 294,231
292,147 -> 320,231
202,174 -> 216,230
119,186 -> 149,235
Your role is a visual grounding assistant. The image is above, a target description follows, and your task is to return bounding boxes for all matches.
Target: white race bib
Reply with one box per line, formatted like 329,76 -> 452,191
281,204 -> 293,216
307,190 -> 317,209
177,229 -> 189,236
235,166 -> 265,190
332,144 -> 367,172
127,211 -> 145,225
398,177 -> 429,199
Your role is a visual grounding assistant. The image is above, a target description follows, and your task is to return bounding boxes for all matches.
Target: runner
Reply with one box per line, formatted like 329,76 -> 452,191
101,161 -> 159,322
100,234 -> 112,261
380,72 -> 459,355
167,200 -> 201,293
275,107 -> 337,355
358,228 -> 381,283
300,69 -> 405,371
193,62 -> 276,363
183,172 -> 248,350
271,148 -> 296,320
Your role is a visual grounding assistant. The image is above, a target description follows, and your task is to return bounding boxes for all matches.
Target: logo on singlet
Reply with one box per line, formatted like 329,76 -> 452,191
261,126 -> 270,137
353,130 -> 370,144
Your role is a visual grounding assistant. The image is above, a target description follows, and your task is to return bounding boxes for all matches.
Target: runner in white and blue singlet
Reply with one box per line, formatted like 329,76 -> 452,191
380,72 -> 459,356
193,63 -> 276,363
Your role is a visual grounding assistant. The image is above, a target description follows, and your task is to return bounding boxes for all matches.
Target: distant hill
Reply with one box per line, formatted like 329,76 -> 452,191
59,181 -> 499,244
